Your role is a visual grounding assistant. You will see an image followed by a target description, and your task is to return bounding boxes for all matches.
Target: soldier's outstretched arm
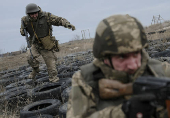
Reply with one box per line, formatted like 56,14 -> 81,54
66,71 -> 125,118
49,13 -> 75,31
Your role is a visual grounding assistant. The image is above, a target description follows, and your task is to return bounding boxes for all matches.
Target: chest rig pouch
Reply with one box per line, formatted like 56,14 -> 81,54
26,12 -> 60,51
26,14 -> 49,38
40,36 -> 59,51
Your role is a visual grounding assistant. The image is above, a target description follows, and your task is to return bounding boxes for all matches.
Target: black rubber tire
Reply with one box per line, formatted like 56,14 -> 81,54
1,71 -> 24,79
20,99 -> 61,118
57,66 -> 69,74
1,69 -> 17,75
0,85 -> 32,98
60,78 -> 72,89
156,57 -> 170,63
57,72 -> 74,79
35,76 -> 49,85
19,66 -> 27,71
30,82 -> 66,101
61,87 -> 72,103
18,73 -> 30,79
5,79 -> 33,90
27,114 -> 53,118
0,76 -> 25,87
35,73 -> 48,79
59,78 -> 71,83
0,71 -> 7,77
57,66 -> 79,74
0,88 -> 28,105
59,102 -> 68,118
150,50 -> 170,58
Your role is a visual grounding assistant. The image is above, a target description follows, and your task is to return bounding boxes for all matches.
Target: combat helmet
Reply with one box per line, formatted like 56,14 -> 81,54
93,14 -> 148,59
26,3 -> 40,14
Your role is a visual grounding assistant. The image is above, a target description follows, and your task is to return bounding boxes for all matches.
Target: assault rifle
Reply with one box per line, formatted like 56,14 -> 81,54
21,20 -> 33,60
132,76 -> 170,118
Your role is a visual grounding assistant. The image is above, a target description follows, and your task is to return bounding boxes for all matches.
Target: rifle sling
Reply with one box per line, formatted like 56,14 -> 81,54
31,14 -> 51,44
31,16 -> 40,43
31,22 -> 41,43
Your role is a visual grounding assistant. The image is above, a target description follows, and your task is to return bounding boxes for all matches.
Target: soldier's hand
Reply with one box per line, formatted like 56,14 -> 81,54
67,24 -> 76,31
20,28 -> 26,36
98,79 -> 133,99
71,25 -> 76,31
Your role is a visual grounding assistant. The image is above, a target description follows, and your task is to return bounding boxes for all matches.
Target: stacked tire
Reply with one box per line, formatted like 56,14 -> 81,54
0,50 -> 95,117
20,78 -> 72,118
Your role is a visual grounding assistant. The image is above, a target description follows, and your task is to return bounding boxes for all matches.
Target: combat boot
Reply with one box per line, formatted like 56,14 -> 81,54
28,67 -> 40,79
49,76 -> 60,83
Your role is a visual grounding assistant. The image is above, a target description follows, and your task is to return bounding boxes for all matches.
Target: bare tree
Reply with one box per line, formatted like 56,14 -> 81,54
72,35 -> 81,41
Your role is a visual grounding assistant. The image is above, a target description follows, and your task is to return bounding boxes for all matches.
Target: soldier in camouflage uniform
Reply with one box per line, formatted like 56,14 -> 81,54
20,3 -> 75,82
66,14 -> 170,118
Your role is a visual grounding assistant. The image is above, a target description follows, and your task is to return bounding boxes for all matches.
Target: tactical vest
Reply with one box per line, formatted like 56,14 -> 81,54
26,12 -> 50,38
80,59 -> 165,111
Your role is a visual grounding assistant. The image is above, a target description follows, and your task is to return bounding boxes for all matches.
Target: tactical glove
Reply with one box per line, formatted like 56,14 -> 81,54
66,23 -> 76,31
98,79 -> 133,99
122,94 -> 156,118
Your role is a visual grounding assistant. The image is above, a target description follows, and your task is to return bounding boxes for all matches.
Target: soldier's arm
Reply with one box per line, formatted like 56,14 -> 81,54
48,13 -> 75,30
20,17 -> 26,36
66,71 -> 125,118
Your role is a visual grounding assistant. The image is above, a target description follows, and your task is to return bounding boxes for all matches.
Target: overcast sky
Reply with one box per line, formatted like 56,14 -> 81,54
0,0 -> 170,53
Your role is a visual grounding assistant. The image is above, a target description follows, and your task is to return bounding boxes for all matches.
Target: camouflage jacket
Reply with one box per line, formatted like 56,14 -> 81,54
20,7 -> 70,45
66,50 -> 170,118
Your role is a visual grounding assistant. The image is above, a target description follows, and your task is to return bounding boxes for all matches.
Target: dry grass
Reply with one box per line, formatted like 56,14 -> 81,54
145,20 -> 170,41
145,20 -> 170,33
0,38 -> 94,117
1,21 -> 170,72
0,98 -> 34,118
55,38 -> 94,58
146,30 -> 170,40
145,23 -> 164,32
0,38 -> 94,72
0,105 -> 19,118
1,21 -> 170,71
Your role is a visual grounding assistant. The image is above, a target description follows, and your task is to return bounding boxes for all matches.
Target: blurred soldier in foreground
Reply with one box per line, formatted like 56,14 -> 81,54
66,14 -> 170,117
20,3 -> 75,82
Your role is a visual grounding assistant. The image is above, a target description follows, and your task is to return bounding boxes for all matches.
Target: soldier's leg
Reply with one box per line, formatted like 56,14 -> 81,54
27,44 -> 40,79
40,50 -> 59,82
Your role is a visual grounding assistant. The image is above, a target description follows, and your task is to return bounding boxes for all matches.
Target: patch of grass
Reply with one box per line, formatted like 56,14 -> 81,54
0,38 -> 94,72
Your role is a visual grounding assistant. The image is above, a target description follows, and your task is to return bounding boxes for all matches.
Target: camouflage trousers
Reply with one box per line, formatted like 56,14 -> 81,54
27,44 -> 58,81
